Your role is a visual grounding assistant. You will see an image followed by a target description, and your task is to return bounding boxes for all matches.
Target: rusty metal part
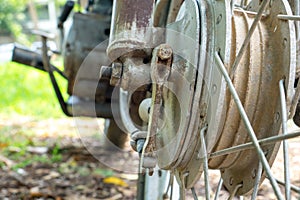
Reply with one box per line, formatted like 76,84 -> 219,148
207,0 -> 296,195
157,44 -> 173,60
107,0 -> 156,60
120,58 -> 151,91
140,44 -> 173,170
107,0 -> 166,92
110,62 -> 123,86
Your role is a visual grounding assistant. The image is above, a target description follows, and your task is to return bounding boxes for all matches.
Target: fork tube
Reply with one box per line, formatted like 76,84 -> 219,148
107,0 -> 156,60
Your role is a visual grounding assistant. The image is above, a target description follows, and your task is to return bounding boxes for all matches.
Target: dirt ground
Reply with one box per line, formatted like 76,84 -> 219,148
0,115 -> 299,200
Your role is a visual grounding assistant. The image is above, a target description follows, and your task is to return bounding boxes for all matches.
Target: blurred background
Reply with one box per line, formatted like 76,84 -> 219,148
0,0 -> 67,117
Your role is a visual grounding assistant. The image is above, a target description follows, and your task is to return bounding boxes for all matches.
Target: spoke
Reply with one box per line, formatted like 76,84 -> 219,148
170,180 -> 174,200
215,52 -> 284,200
209,131 -> 300,158
163,174 -> 173,199
179,174 -> 187,200
251,162 -> 263,200
191,187 -> 199,200
230,0 -> 270,77
214,178 -> 223,200
170,175 -> 174,200
279,79 -> 291,200
200,126 -> 210,200
272,178 -> 300,193
227,184 -> 243,200
180,189 -> 186,200
277,15 -> 300,21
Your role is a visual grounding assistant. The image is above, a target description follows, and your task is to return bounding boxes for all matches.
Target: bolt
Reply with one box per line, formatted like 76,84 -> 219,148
110,62 -> 123,86
157,44 -> 173,60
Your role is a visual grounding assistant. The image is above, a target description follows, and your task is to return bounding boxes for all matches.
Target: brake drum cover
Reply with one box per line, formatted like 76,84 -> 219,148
208,0 -> 296,195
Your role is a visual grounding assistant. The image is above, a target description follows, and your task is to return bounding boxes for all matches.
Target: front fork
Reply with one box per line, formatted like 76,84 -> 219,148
106,1 -> 166,199
106,0 -> 159,140
107,0 -> 156,90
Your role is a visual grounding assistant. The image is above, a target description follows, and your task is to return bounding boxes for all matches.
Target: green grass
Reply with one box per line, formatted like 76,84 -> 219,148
0,61 -> 67,169
0,61 -> 67,118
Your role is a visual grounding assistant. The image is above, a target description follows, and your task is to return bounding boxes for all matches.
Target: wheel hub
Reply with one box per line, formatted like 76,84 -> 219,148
150,0 -> 296,195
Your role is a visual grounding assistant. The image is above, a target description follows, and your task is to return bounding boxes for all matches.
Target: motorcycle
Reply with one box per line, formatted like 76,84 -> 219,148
12,0 -> 300,199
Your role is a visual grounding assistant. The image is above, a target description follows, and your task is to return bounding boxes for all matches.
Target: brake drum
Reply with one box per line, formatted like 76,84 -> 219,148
209,0 -> 296,195
153,0 -> 296,195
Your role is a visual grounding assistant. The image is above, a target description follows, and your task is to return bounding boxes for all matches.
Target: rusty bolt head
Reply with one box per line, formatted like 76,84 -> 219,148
157,44 -> 173,60
110,62 -> 123,86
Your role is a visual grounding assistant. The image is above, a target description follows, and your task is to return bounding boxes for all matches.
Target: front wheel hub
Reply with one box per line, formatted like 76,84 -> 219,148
149,0 -> 296,195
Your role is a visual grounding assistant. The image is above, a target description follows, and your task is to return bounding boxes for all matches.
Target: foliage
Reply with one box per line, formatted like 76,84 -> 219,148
56,0 -> 67,7
0,61 -> 67,118
51,143 -> 62,162
11,154 -> 50,171
0,126 -> 63,170
93,168 -> 115,177
0,0 -> 28,41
